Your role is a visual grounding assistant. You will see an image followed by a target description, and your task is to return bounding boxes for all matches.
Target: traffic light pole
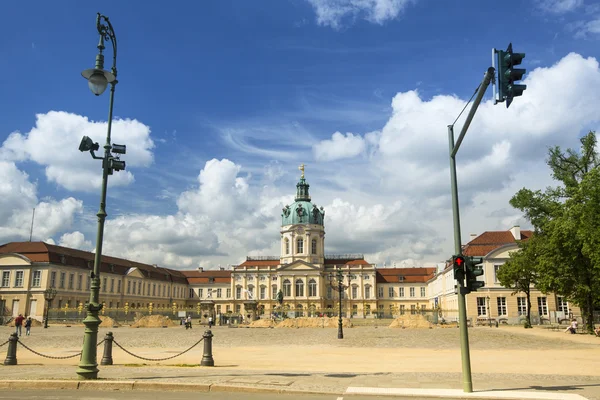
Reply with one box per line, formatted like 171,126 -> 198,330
448,67 -> 494,393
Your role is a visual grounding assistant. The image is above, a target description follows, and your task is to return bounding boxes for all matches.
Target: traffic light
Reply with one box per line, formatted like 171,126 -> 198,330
497,43 -> 526,108
453,255 -> 466,282
465,256 -> 484,293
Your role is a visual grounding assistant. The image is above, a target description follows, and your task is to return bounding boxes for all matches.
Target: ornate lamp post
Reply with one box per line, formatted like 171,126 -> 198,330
43,288 -> 57,329
77,13 -> 126,380
328,268 -> 351,339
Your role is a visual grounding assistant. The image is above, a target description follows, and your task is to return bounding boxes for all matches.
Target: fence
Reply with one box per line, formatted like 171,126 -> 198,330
1,329 -> 214,367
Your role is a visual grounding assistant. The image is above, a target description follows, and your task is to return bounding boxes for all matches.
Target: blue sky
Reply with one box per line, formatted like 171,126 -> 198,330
1,0 -> 600,269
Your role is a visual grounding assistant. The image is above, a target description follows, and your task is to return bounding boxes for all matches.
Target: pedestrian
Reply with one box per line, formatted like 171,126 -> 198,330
208,316 -> 213,328
14,314 -> 25,336
186,315 -> 192,330
564,319 -> 577,334
25,317 -> 32,336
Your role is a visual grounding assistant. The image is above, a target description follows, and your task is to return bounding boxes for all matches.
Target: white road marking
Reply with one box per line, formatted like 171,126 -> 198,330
345,387 -> 589,400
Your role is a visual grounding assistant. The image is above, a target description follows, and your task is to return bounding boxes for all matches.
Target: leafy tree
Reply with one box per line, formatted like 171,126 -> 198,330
510,132 -> 600,334
497,237 -> 541,328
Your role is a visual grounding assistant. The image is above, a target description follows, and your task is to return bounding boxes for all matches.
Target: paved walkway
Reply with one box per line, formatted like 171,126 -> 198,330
0,364 -> 597,399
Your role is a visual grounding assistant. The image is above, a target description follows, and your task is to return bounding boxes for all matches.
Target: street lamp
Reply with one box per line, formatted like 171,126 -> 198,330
328,267 -> 351,339
76,13 -> 125,381
43,288 -> 57,329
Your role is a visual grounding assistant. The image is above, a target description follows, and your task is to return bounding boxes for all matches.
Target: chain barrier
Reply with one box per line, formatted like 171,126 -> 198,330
112,337 -> 204,362
15,339 -> 106,360
0,340 -> 8,348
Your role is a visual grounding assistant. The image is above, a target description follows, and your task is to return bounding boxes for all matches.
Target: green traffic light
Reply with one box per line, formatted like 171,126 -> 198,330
497,43 -> 527,108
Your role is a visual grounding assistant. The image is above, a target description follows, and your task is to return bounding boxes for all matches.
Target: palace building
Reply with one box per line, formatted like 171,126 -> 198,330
0,168 -> 577,325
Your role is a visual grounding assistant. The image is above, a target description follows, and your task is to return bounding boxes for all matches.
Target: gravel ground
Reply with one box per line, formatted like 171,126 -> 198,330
1,324 -> 595,351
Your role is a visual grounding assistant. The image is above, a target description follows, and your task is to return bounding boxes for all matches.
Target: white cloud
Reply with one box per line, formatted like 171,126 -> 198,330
537,0 -> 583,13
574,17 -> 600,38
0,161 -> 84,243
306,0 -> 414,28
0,111 -> 154,192
313,131 -> 366,161
58,231 -> 92,251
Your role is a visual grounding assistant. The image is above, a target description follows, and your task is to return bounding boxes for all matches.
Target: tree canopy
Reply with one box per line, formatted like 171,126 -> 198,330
510,131 -> 600,334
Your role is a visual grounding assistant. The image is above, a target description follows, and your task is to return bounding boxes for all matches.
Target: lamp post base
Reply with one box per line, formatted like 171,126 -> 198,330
76,308 -> 102,380
337,320 -> 344,339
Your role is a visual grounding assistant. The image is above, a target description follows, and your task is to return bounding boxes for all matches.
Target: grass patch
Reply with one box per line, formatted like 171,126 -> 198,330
123,363 -> 147,367
169,364 -> 201,367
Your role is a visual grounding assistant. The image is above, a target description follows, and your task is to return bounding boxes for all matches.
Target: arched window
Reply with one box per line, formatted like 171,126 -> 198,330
283,279 -> 291,297
295,279 -> 304,296
311,239 -> 317,254
297,238 -> 304,254
308,279 -> 317,297
296,303 -> 304,317
285,238 -> 290,255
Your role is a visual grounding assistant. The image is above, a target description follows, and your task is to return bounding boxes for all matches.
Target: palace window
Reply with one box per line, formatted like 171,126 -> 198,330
87,276 -> 91,291
260,285 -> 266,300
272,285 -> 277,299
297,238 -> 304,254
226,288 -> 231,298
2,271 -> 10,287
352,304 -> 358,316
351,285 -> 358,299
399,287 -> 404,297
102,277 -> 107,293
285,238 -> 290,255
59,272 -> 66,289
557,296 -> 568,313
537,297 -> 548,316
50,271 -> 56,288
283,279 -> 292,297
217,288 -> 222,298
494,265 -> 501,282
117,281 -> 121,293
152,284 -> 156,296
377,287 -> 383,298
311,239 -> 317,255
308,279 -> 317,297
32,271 -> 42,287
409,287 -> 415,297
236,286 -> 242,299
199,288 -> 203,298
410,305 -> 416,315
477,297 -> 487,316
388,287 -> 394,298
110,279 -> 114,293
420,287 -> 426,297
248,285 -> 255,299
497,297 -> 507,316
189,288 -> 195,298
327,285 -> 332,299
69,274 -> 74,290
364,285 -> 371,299
295,279 -> 304,297
77,275 -> 82,290
400,305 -> 405,315
365,304 -> 371,315
127,281 -> 131,294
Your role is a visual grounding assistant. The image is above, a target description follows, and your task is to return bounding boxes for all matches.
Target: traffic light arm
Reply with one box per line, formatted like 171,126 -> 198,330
451,67 -> 495,158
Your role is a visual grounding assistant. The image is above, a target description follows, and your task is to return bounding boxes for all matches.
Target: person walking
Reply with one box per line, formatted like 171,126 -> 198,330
14,314 -> 25,336
25,317 -> 32,336
186,315 -> 192,330
208,316 -> 213,329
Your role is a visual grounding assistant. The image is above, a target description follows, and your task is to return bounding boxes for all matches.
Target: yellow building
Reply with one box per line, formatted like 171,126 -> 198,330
430,226 -> 580,324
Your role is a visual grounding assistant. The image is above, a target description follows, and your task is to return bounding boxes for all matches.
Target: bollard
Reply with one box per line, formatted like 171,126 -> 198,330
100,332 -> 114,365
4,333 -> 18,365
200,329 -> 214,366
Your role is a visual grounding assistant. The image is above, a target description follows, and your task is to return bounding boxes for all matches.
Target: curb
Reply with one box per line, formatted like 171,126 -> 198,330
0,380 -> 339,396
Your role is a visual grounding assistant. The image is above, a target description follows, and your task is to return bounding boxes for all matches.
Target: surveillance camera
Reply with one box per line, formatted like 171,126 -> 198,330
112,143 -> 126,154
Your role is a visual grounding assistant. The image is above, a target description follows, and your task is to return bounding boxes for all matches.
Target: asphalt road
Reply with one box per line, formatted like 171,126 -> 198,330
0,390 -> 456,400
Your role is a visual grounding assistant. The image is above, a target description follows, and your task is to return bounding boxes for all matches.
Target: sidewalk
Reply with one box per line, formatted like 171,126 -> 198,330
0,364 -> 597,399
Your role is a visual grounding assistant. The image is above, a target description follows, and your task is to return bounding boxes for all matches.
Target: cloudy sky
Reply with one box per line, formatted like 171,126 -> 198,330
1,0 -> 599,270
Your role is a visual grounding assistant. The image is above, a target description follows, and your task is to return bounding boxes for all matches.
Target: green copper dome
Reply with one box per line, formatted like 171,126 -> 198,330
281,176 -> 325,226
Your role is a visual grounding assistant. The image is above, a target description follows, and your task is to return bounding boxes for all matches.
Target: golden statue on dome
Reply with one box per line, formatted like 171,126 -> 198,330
299,163 -> 305,179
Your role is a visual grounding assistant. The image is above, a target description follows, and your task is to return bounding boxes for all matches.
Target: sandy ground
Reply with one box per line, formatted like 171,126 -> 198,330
1,325 -> 598,377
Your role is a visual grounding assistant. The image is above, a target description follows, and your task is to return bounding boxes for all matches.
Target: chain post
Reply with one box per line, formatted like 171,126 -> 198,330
100,331 -> 114,365
3,333 -> 18,365
200,329 -> 214,366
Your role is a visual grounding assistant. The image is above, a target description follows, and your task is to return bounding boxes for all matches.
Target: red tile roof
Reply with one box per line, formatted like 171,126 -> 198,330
462,230 -> 533,257
181,270 -> 232,284
376,268 -> 436,283
0,242 -> 188,284
237,260 -> 280,267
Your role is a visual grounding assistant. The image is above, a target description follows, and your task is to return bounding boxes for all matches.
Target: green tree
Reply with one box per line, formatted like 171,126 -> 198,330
510,132 -> 600,334
497,237 -> 540,328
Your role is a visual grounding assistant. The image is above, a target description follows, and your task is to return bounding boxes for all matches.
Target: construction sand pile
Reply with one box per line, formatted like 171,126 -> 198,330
388,314 -> 433,329
275,317 -> 353,328
131,315 -> 176,328
99,316 -> 121,328
248,319 -> 276,328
